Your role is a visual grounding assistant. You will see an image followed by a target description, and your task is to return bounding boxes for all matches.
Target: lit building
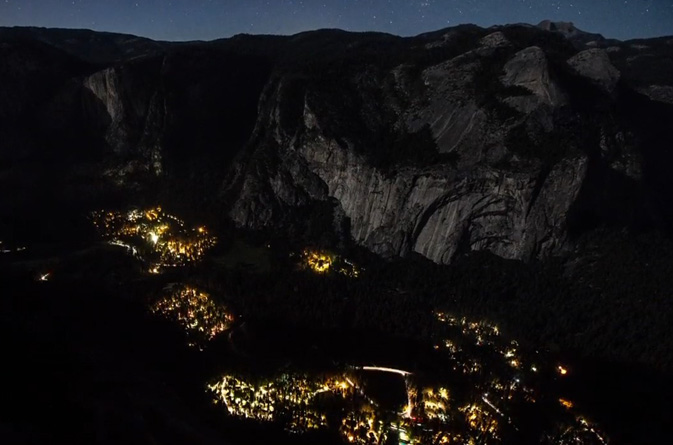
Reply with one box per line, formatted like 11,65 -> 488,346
151,285 -> 233,347
91,207 -> 217,272
299,248 -> 361,278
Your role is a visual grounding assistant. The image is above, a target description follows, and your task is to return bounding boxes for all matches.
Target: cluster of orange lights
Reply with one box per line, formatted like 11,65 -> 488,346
559,398 -> 574,409
300,249 -> 361,278
207,366 -> 520,445
151,285 -> 233,347
207,373 -> 356,433
301,249 -> 333,273
91,207 -> 216,273
430,312 -> 605,443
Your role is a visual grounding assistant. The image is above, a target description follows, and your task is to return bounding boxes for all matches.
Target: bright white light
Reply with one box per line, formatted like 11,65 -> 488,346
359,366 -> 411,376
150,232 -> 159,244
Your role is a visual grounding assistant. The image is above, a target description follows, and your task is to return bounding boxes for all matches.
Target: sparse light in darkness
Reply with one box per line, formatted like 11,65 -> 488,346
0,0 -> 671,41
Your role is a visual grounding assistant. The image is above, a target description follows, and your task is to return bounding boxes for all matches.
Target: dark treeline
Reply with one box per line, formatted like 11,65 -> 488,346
193,228 -> 673,376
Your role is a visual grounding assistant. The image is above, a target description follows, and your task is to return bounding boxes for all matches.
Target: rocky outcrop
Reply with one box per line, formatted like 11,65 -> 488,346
408,54 -> 489,161
501,46 -> 566,112
297,133 -> 587,263
82,64 -> 165,178
635,85 -> 673,105
567,49 -> 620,92
229,81 -> 589,264
479,32 -> 509,49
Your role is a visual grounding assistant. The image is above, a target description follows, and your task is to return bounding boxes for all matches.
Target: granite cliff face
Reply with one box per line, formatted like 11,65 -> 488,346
226,26 -> 671,264
567,48 -> 621,93
1,25 -> 672,263
80,62 -> 165,178
229,82 -> 587,263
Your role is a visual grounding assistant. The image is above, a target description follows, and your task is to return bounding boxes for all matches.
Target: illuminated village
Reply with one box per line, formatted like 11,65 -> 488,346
299,248 -> 361,278
431,312 -> 607,444
91,207 -> 217,273
205,311 -> 608,444
208,370 -> 413,443
87,210 -> 607,443
150,284 -> 233,348
208,368 -> 507,444
207,374 -> 352,432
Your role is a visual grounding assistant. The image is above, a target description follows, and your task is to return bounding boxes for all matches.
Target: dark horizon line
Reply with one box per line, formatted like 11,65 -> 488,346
2,21 -> 672,44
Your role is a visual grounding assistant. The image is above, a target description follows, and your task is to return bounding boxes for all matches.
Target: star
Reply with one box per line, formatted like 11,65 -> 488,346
0,0 -> 670,41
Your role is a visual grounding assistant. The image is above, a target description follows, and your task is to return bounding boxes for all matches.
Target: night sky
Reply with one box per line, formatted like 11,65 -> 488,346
0,0 -> 671,42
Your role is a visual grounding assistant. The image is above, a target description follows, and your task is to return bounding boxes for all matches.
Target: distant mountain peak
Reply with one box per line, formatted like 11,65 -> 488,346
537,20 -> 607,45
538,20 -> 579,34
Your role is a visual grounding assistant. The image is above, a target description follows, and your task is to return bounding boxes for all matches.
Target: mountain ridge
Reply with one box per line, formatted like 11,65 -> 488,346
1,24 -> 672,262
2,24 -> 673,442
